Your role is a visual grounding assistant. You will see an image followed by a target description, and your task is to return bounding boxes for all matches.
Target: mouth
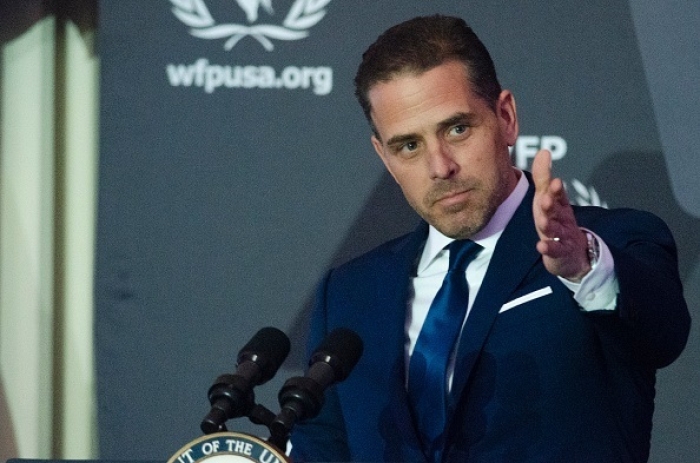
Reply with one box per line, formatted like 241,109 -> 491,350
434,189 -> 471,208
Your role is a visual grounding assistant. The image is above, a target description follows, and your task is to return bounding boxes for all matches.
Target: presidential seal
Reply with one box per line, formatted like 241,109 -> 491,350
167,432 -> 289,463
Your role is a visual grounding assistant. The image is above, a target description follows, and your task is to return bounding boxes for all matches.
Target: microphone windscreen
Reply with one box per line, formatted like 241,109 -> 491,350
238,326 -> 291,384
310,327 -> 363,382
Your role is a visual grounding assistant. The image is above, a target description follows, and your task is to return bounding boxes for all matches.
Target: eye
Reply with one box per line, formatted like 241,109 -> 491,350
403,141 -> 419,152
391,140 -> 421,159
449,124 -> 468,136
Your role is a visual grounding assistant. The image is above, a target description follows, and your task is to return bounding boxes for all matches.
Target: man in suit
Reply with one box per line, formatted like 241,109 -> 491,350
289,15 -> 690,463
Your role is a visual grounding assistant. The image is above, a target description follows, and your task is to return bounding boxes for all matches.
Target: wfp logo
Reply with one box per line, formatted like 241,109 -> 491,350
512,135 -> 608,208
170,0 -> 331,51
167,0 -> 334,94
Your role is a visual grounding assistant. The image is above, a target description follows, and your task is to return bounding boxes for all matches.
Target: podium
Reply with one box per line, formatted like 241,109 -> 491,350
6,431 -> 289,463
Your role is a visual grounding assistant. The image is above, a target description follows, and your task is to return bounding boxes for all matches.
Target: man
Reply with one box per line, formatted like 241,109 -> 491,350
289,15 -> 690,463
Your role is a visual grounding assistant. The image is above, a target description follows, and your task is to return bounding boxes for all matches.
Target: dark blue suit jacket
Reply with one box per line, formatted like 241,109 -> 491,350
290,177 -> 690,463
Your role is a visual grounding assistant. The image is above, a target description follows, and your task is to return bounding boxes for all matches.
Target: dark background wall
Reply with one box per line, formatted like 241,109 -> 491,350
96,1 -> 700,461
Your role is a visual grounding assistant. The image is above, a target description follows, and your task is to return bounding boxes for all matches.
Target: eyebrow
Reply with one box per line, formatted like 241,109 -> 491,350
384,111 -> 478,148
436,112 -> 478,132
386,133 -> 419,149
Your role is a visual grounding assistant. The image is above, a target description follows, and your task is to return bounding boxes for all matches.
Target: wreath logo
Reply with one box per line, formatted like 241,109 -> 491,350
170,0 -> 332,51
567,179 -> 608,208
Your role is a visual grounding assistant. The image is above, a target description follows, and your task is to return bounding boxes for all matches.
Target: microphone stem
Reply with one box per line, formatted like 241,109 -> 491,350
268,406 -> 298,451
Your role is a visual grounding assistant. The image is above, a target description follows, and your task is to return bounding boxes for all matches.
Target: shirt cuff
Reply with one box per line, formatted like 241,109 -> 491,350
558,229 -> 618,311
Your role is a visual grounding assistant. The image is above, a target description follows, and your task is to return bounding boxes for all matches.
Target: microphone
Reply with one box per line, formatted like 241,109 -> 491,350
270,328 -> 363,440
201,326 -> 291,434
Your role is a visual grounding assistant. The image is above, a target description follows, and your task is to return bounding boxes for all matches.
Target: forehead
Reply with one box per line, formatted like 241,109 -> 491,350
368,61 -> 488,139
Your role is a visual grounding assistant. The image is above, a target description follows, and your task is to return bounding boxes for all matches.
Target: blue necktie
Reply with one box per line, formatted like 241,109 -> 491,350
408,239 -> 482,463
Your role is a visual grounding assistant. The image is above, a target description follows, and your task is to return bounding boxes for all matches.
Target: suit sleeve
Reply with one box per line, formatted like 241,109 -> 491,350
289,270 -> 352,462
585,208 -> 691,369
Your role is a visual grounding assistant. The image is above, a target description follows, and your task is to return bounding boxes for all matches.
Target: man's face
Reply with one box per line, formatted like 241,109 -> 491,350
369,61 -> 520,239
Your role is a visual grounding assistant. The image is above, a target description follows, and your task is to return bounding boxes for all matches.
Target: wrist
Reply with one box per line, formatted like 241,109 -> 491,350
565,230 -> 597,283
584,230 -> 600,267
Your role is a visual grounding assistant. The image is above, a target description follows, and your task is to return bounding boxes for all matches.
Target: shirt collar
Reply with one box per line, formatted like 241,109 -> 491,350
417,169 -> 529,274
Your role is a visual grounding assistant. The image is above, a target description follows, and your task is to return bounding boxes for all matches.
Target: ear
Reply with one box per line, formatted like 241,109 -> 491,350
496,90 -> 519,146
371,135 -> 399,183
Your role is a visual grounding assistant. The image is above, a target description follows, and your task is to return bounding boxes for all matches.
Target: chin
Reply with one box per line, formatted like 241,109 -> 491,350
417,200 -> 490,239
432,215 -> 484,240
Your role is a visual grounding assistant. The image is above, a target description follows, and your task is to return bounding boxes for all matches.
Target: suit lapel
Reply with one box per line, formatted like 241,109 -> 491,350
377,222 -> 431,462
447,179 -> 541,415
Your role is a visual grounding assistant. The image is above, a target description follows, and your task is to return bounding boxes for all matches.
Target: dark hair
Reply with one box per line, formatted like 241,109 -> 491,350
354,15 -> 502,135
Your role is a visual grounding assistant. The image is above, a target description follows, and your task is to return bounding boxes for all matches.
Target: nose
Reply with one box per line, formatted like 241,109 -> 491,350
427,141 -> 458,180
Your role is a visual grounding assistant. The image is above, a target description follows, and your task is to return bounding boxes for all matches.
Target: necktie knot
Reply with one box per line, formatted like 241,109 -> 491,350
447,239 -> 481,272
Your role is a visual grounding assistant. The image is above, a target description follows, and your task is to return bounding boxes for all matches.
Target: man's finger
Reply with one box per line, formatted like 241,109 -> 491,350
531,149 -> 552,192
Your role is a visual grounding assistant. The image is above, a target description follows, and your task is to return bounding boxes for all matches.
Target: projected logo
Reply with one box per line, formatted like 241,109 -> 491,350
512,135 -> 608,208
170,0 -> 332,51
167,0 -> 334,94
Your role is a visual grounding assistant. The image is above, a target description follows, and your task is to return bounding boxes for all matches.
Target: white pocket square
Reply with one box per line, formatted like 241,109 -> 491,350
499,286 -> 553,313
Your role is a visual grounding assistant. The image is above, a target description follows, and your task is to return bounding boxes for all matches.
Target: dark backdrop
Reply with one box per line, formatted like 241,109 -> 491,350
96,1 -> 700,461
